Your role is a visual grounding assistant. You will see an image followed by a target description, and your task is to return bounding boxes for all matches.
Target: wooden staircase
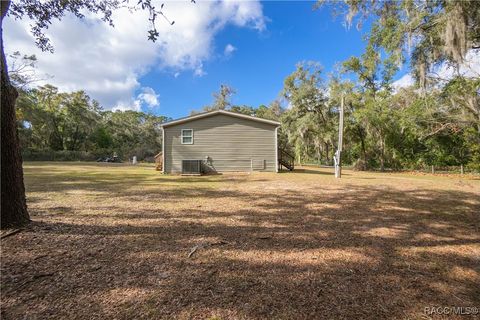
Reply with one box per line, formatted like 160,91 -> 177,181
278,148 -> 294,171
154,152 -> 163,171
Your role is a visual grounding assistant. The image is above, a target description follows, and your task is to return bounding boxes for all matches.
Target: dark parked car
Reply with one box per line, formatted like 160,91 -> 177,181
96,155 -> 122,163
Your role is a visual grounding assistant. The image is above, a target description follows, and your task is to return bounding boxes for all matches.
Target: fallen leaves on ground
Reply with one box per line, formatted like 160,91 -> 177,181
1,162 -> 479,319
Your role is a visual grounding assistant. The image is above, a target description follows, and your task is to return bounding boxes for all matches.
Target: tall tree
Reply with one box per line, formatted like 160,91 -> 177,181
281,62 -> 332,164
1,1 -> 29,228
203,84 -> 237,111
1,0 -> 178,228
213,84 -> 236,110
317,0 -> 480,170
256,100 -> 284,121
16,85 -> 169,160
8,51 -> 46,89
317,0 -> 480,86
338,17 -> 406,169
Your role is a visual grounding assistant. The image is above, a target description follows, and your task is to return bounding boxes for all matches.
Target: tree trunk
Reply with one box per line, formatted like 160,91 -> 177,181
356,126 -> 367,166
316,145 -> 321,165
70,125 -> 80,151
1,0 -> 30,229
325,142 -> 329,164
379,134 -> 385,172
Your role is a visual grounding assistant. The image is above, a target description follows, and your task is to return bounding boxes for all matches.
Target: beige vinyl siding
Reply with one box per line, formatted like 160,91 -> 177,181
164,114 -> 277,173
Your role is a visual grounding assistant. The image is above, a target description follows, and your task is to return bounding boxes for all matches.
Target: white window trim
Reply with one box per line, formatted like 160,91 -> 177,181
181,129 -> 194,145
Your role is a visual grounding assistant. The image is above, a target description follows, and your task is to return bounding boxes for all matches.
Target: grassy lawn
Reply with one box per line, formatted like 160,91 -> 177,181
2,162 -> 479,319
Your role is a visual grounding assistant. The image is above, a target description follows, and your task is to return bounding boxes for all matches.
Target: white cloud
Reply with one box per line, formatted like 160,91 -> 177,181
4,0 -> 266,110
433,49 -> 480,81
113,100 -> 142,112
224,43 -> 237,57
112,86 -> 160,111
392,73 -> 414,90
137,87 -> 160,108
193,63 -> 207,77
392,49 -> 480,90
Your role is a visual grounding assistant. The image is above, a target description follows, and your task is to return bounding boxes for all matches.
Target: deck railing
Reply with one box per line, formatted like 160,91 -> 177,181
278,148 -> 294,171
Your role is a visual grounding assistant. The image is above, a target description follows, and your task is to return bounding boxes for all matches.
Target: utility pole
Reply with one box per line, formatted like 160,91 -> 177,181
334,95 -> 344,178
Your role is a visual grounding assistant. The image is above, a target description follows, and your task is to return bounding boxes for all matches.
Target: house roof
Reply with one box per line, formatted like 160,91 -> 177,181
160,110 -> 281,128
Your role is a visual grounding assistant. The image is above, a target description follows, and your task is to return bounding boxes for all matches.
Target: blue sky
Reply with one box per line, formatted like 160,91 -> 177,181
8,0 -> 415,119
140,2 -> 368,118
6,0 -> 478,119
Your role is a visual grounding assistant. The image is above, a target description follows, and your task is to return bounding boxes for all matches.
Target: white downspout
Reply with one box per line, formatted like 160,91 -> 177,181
275,126 -> 279,173
161,126 -> 165,174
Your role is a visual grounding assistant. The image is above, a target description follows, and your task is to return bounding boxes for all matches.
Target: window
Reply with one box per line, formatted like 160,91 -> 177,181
181,129 -> 194,144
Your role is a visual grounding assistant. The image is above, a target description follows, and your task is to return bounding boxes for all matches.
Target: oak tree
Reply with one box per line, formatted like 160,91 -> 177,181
1,0 -> 177,228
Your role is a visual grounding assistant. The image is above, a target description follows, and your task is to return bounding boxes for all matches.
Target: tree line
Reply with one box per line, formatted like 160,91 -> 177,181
280,0 -> 480,171
193,60 -> 479,172
13,60 -> 480,170
15,52 -> 479,170
280,63 -> 479,171
187,0 -> 480,172
16,85 -> 169,161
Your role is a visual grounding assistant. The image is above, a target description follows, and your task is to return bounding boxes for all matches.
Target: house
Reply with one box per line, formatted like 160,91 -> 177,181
160,110 -> 292,174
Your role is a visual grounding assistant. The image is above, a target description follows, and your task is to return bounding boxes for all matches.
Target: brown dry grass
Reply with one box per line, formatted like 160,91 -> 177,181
1,162 -> 480,319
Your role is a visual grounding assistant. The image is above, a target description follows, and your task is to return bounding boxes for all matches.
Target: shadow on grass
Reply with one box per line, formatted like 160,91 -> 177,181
284,168 -> 338,175
3,165 -> 480,319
